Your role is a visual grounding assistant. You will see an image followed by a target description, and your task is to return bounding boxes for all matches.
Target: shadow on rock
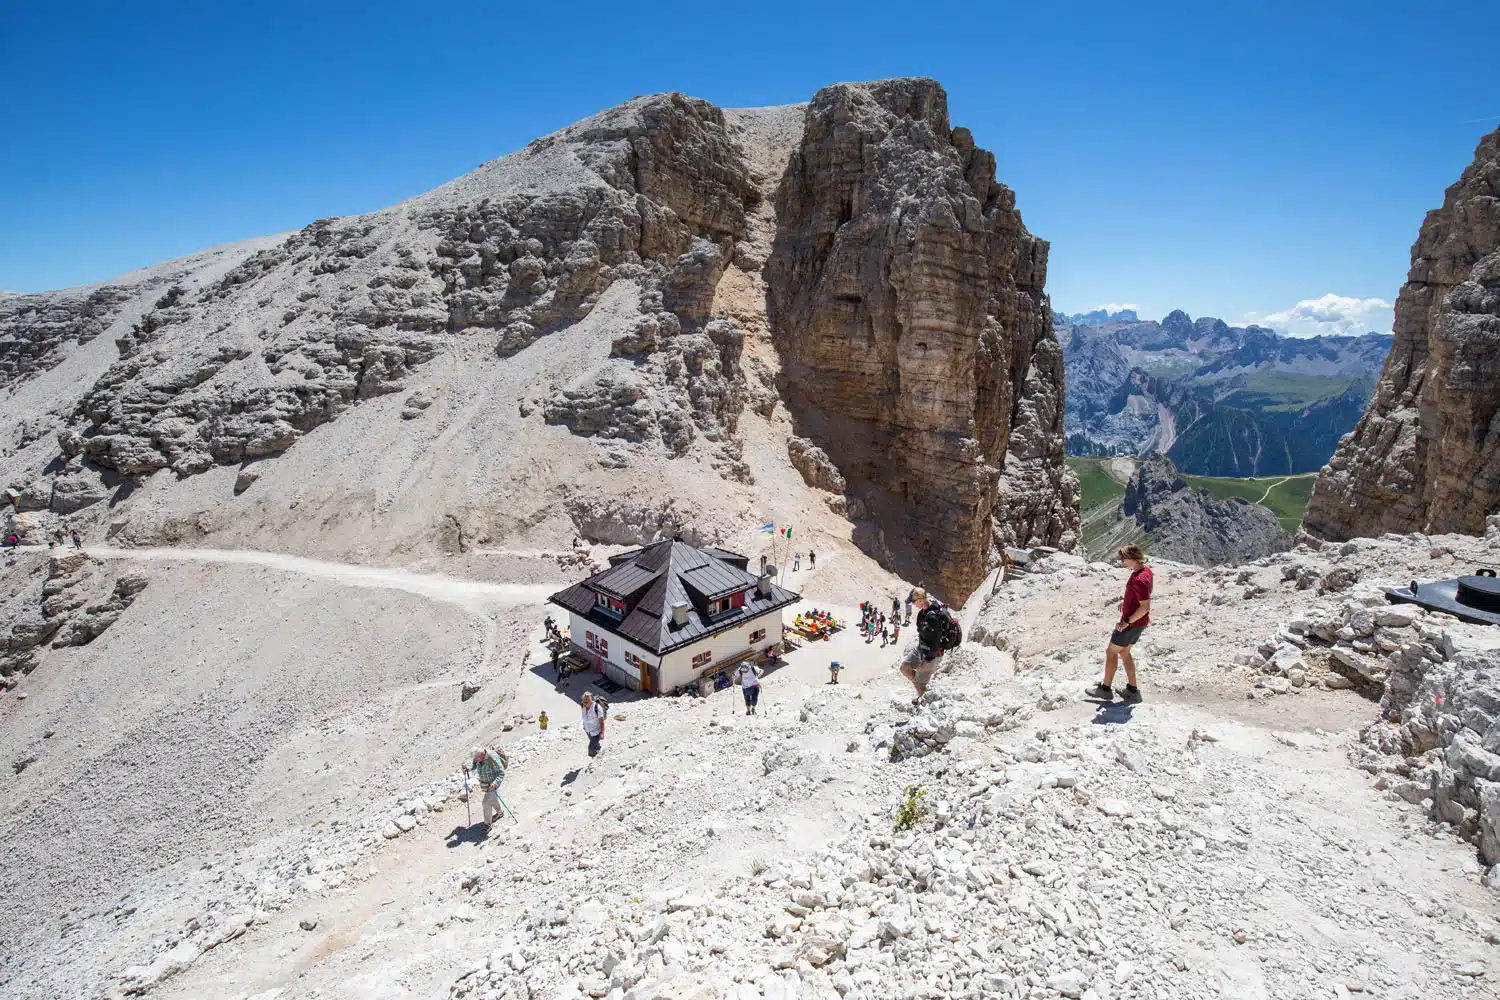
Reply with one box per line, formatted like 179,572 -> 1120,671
1091,701 -> 1136,725
445,823 -> 489,848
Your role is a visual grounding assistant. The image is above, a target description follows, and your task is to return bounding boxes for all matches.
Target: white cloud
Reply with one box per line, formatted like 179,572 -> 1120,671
1090,303 -> 1140,314
1245,294 -> 1393,338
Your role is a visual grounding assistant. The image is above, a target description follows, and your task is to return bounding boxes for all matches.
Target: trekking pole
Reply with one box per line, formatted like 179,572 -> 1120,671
462,768 -> 471,826
497,793 -> 519,824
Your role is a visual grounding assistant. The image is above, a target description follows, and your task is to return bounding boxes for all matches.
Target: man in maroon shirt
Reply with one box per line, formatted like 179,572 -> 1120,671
1089,544 -> 1152,703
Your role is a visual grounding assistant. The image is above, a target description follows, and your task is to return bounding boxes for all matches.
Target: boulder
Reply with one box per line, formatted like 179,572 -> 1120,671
50,466 -> 109,514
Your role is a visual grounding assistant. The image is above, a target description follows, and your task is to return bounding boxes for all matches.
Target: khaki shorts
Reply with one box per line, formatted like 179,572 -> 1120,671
901,643 -> 941,683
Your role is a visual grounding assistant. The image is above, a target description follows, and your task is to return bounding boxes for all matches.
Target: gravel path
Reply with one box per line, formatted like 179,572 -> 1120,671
88,546 -> 556,609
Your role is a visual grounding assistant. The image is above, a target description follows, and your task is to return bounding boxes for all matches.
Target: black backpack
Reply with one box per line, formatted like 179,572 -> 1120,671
917,603 -> 963,651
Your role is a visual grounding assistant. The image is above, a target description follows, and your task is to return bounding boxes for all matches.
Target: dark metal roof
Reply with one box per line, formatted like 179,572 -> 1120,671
700,547 -> 750,570
548,540 -> 800,655
588,560 -> 661,598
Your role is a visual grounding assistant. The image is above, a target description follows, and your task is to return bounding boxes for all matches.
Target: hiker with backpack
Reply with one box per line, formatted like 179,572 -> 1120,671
901,587 -> 962,700
1088,544 -> 1152,704
464,746 -> 508,833
736,659 -> 763,715
581,692 -> 607,757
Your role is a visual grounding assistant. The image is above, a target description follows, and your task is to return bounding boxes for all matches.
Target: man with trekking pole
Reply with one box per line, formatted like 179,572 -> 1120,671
463,745 -> 509,834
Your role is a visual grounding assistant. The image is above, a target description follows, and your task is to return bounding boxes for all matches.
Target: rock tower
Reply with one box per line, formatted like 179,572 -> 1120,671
1305,126 -> 1500,539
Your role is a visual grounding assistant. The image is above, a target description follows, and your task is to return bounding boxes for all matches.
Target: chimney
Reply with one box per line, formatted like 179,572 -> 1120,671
671,602 -> 690,626
758,571 -> 773,596
759,554 -> 768,574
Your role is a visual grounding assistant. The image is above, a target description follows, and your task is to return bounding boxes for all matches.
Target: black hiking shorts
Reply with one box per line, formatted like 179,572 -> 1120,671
1109,625 -> 1145,648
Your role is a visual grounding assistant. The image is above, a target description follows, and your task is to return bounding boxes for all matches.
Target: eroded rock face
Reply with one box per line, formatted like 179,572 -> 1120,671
766,79 -> 1076,603
1121,455 -> 1291,566
1305,126 -> 1500,540
0,553 -> 147,690
0,286 -> 137,386
49,93 -> 758,480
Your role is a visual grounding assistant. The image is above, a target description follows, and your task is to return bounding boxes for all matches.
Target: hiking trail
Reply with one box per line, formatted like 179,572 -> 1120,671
87,546 -> 554,610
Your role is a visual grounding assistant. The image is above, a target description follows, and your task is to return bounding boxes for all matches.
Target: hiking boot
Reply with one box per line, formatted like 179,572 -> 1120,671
1123,685 -> 1143,703
1087,683 -> 1114,701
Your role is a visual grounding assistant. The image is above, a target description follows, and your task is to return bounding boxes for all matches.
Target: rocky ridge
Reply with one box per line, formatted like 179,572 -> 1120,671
58,94 -> 758,483
1116,454 -> 1291,565
1306,124 -> 1500,539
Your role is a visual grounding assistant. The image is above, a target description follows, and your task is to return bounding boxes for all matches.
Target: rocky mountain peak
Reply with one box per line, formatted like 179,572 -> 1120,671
1119,453 -> 1292,565
1305,125 -> 1500,539
1160,308 -> 1195,341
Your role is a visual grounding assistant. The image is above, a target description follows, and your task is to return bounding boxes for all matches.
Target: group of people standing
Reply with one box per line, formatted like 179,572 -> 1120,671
790,550 -> 816,572
857,598 -> 904,648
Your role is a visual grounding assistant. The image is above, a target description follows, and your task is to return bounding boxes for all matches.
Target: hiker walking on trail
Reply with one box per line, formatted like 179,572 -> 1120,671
793,552 -> 801,571
581,692 -> 606,757
736,660 -> 763,715
829,660 -> 841,684
905,588 -> 916,624
551,646 -> 563,684
901,587 -> 962,700
465,746 -> 507,833
1089,545 -> 1152,703
808,550 -> 815,569
70,530 -> 81,549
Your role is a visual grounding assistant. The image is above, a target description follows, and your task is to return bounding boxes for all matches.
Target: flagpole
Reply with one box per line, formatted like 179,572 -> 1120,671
774,524 -> 786,587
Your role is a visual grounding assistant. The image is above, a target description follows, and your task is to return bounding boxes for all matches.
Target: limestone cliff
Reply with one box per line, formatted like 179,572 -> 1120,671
1305,126 -> 1500,539
766,79 -> 1077,604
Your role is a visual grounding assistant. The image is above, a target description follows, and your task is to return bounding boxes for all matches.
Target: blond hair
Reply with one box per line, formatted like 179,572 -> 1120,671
1118,544 -> 1147,563
911,587 -> 927,603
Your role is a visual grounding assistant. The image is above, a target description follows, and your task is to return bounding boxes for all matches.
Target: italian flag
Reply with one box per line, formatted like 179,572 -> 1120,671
780,526 -> 792,539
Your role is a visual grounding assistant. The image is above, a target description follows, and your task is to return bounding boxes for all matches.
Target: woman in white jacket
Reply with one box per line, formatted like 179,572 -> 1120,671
736,661 -> 763,715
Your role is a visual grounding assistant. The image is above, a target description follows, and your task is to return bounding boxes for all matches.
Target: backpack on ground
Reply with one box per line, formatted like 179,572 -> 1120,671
917,602 -> 963,652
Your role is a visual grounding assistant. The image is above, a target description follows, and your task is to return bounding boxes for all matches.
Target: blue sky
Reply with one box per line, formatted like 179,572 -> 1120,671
3,1 -> 1497,336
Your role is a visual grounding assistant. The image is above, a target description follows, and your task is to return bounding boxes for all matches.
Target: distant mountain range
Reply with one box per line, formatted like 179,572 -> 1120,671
1059,308 -> 1392,477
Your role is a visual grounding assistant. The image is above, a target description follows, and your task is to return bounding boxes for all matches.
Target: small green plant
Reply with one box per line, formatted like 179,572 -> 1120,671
749,857 -> 769,877
893,784 -> 927,833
